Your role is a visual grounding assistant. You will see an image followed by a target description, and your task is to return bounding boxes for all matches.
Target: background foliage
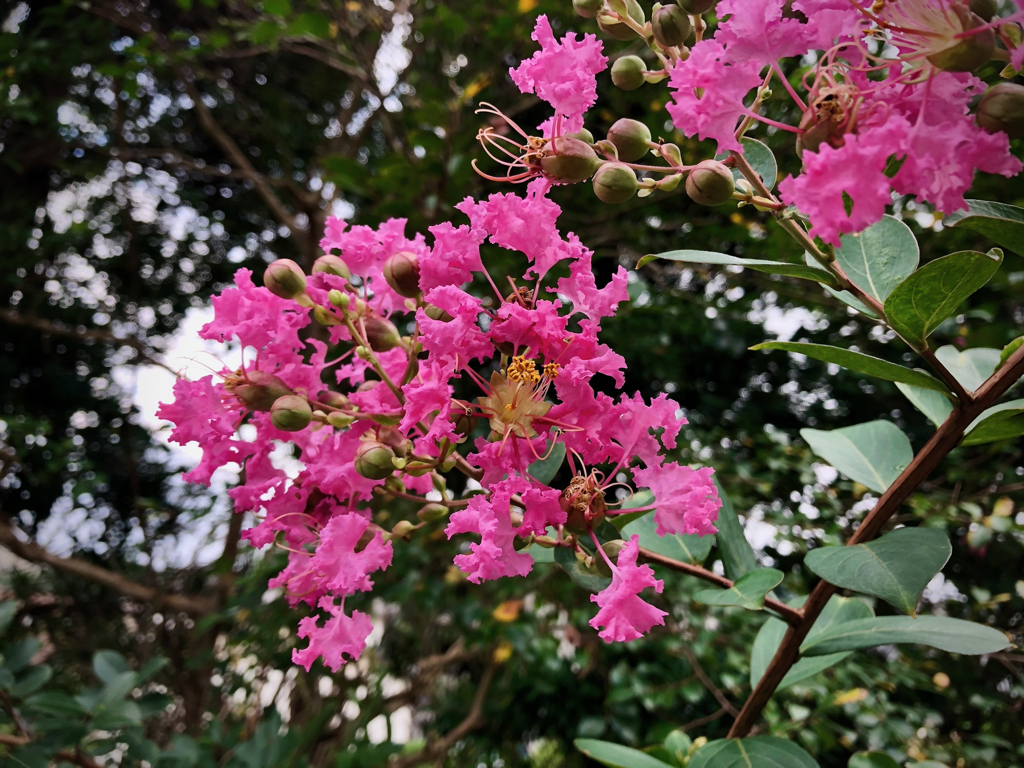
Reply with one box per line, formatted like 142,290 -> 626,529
1,0 -> 1022,766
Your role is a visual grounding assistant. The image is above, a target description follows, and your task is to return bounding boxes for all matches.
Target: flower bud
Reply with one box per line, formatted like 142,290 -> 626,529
678,0 -> 716,12
383,251 -> 421,298
229,370 -> 294,412
652,4 -> 692,47
598,0 -> 645,40
391,520 -> 417,538
593,163 -> 639,204
423,303 -> 453,322
417,503 -> 449,523
611,55 -> 646,91
595,539 -> 626,576
969,0 -> 997,21
313,305 -> 343,327
363,314 -> 403,352
573,0 -> 604,18
927,8 -> 994,72
270,395 -> 313,432
685,160 -> 735,207
354,441 -> 398,480
263,259 -> 307,300
607,118 -> 652,162
977,83 -> 1024,139
566,127 -> 595,144
540,137 -> 601,183
329,289 -> 350,310
384,475 -> 406,495
327,411 -> 355,429
312,254 -> 351,279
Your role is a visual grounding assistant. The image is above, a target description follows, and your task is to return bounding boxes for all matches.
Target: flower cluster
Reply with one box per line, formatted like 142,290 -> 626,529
158,177 -> 720,669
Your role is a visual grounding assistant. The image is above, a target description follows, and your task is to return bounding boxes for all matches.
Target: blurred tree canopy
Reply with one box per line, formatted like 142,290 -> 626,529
1,0 -> 1023,766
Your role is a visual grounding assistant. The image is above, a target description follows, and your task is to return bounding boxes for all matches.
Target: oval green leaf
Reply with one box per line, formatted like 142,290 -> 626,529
801,616 -> 1011,656
883,249 -> 1003,348
638,250 -> 837,286
944,199 -> 1024,255
751,342 -> 949,395
751,596 -> 873,690
962,399 -> 1024,446
695,567 -> 783,611
849,752 -> 901,768
527,441 -> 566,485
717,137 -> 778,190
804,527 -> 951,616
800,421 -> 913,494
554,546 -> 611,593
622,510 -> 714,566
574,739 -> 676,768
999,336 -> 1023,369
712,478 -> 757,580
835,215 -> 919,303
689,737 -> 820,768
896,382 -> 954,428
933,346 -> 1001,392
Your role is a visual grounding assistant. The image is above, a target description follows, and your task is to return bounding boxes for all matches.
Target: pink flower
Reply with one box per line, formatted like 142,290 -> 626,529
308,511 -> 392,595
552,246 -> 629,323
419,222 -> 486,291
200,268 -> 310,355
417,286 -> 492,370
667,41 -> 764,154
445,479 -> 533,582
791,0 -> 863,48
611,393 -> 685,469
716,0 -> 816,66
632,463 -> 721,537
589,535 -> 667,642
399,361 -> 459,447
509,15 -> 607,135
520,484 -> 567,536
292,597 -> 374,671
778,116 -> 911,246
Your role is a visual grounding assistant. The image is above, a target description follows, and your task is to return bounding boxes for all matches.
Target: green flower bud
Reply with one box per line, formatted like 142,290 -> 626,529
977,82 -> 1024,139
927,7 -> 994,73
354,441 -> 397,480
607,118 -> 652,162
391,520 -> 417,538
685,159 -> 735,207
573,0 -> 604,19
595,539 -> 626,576
311,254 -> 351,279
263,259 -> 307,300
593,163 -> 639,204
423,304 -> 453,322
383,250 -> 421,298
652,4 -> 692,47
329,289 -> 350,309
969,0 -> 997,21
363,314 -> 403,352
566,127 -> 595,144
540,137 -> 601,183
677,0 -> 716,12
313,305 -> 343,326
597,0 -> 645,40
417,503 -> 449,522
327,411 -> 355,429
270,395 -> 313,432
229,370 -> 294,412
383,475 -> 406,495
611,55 -> 647,91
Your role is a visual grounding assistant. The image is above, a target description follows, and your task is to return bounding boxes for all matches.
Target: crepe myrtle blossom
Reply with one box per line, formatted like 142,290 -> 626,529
663,0 -> 1021,244
158,180 -> 720,669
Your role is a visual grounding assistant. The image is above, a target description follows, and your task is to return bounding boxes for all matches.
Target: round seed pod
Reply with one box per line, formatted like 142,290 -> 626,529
685,160 -> 735,207
593,163 -> 639,204
607,118 -> 652,162
354,441 -> 397,480
611,55 -> 647,91
231,370 -> 293,412
927,7 -> 994,72
566,127 -> 595,144
652,4 -> 692,48
270,395 -> 313,432
263,259 -> 307,300
383,250 -> 421,298
540,137 -> 601,183
977,82 -> 1024,139
573,0 -> 604,18
363,315 -> 403,352
311,254 -> 351,279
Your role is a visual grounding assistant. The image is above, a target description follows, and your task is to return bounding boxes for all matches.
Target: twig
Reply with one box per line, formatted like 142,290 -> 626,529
680,646 -> 739,717
727,343 -> 1024,736
680,705 -> 728,733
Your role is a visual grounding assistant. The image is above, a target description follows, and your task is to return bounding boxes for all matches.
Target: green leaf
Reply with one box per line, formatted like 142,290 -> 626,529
944,199 -> 1024,255
250,19 -> 281,45
92,698 -> 143,729
896,383 -> 954,428
554,546 -> 611,593
750,596 -> 873,690
2,638 -> 41,673
934,345 -> 1001,391
751,342 -> 949,394
801,616 -> 1011,656
527,441 -> 565,485
96,670 -> 137,708
262,0 -> 290,15
804,527 -> 951,615
716,138 -> 777,191
999,336 -> 1023,369
848,752 -> 901,768
0,602 -> 17,635
93,650 -> 130,684
695,568 -> 783,611
800,421 -> 913,494
637,250 -> 837,286
574,739 -> 675,768
285,12 -> 331,38
10,665 -> 52,698
834,215 -> 919,303
962,399 -> 1024,446
883,249 -> 1003,348
135,656 -> 169,685
622,510 -> 714,566
689,737 -> 820,768
23,690 -> 88,718
713,478 -> 757,580
611,489 -> 654,530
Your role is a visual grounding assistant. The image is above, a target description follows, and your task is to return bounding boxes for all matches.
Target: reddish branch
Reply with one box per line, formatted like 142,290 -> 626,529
0,515 -> 217,616
727,343 -> 1024,737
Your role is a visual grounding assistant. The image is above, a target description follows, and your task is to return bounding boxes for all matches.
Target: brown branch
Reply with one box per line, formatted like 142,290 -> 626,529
638,547 -> 803,625
727,343 -> 1024,737
679,646 -> 739,717
0,310 -> 173,374
920,346 -> 971,403
0,515 -> 217,616
680,705 -> 729,733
